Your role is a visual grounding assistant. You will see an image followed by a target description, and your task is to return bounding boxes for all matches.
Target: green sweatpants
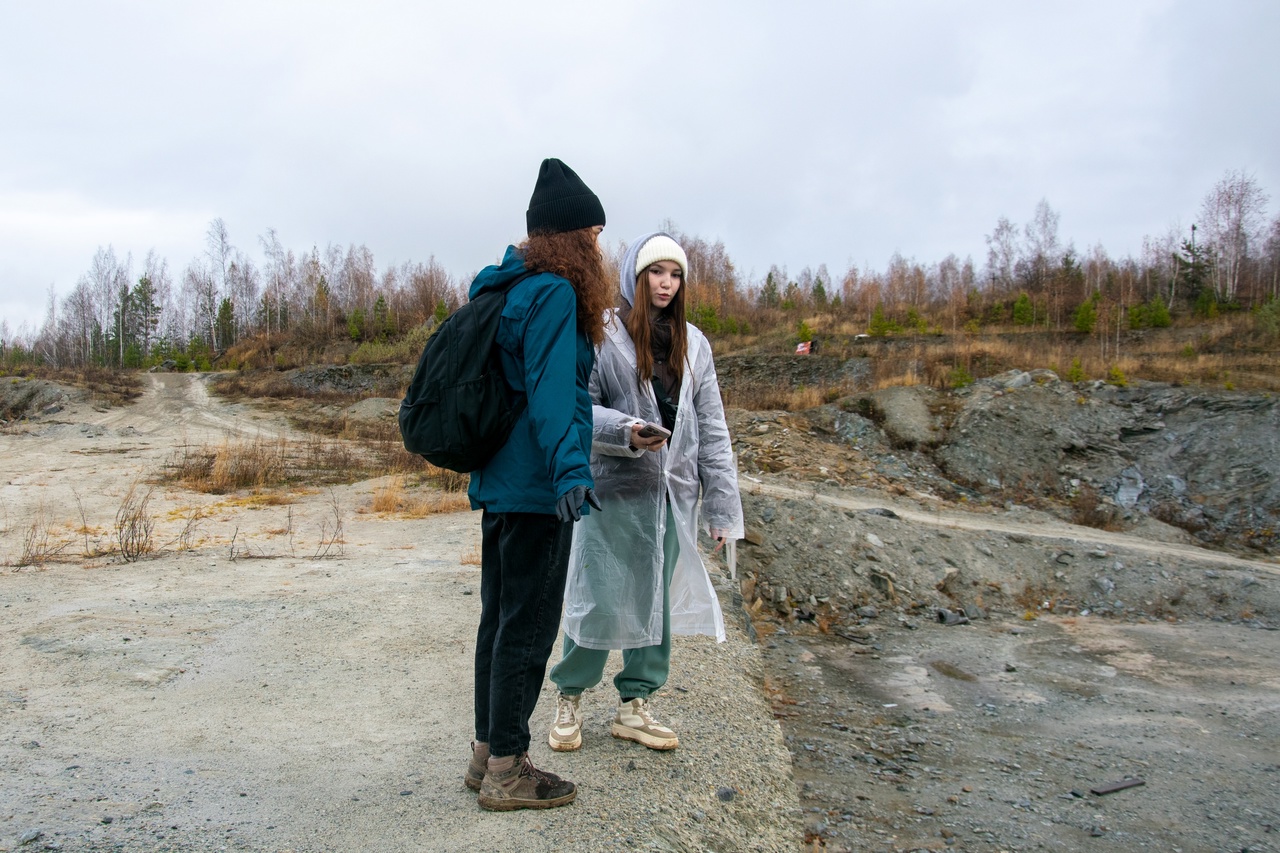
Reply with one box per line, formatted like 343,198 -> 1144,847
550,510 -> 679,700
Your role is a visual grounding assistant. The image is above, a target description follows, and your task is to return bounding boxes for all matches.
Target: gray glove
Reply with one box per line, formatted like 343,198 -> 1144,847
556,486 -> 602,523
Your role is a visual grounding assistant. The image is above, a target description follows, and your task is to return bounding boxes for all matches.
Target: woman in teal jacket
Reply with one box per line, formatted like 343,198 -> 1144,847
465,159 -> 611,812
466,244 -> 596,514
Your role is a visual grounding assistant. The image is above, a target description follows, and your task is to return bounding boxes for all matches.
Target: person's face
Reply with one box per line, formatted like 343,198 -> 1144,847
645,260 -> 683,310
589,225 -> 604,242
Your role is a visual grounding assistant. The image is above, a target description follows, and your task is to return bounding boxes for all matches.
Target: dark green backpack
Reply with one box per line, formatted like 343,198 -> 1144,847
398,272 -> 533,472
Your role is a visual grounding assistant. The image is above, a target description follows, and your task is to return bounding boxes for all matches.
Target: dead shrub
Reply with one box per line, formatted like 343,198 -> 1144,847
176,506 -> 206,551
313,489 -> 345,559
71,489 -> 108,557
115,483 -> 155,562
1070,484 -> 1122,531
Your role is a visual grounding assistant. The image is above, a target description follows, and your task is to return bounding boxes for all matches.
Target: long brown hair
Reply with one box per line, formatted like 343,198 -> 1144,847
519,228 -> 612,346
625,267 -> 687,386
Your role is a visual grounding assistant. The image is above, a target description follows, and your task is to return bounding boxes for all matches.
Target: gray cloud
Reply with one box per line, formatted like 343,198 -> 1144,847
2,0 -> 1277,331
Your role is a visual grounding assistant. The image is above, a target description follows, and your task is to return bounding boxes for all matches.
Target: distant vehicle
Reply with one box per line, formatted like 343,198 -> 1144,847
795,341 -> 812,354
853,334 -> 871,342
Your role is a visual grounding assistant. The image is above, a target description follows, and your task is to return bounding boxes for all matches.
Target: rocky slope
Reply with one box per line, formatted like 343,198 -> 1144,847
728,368 -> 1279,558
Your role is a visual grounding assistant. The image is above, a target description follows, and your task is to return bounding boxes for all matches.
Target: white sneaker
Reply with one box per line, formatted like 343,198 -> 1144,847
548,693 -> 583,751
611,698 -> 678,750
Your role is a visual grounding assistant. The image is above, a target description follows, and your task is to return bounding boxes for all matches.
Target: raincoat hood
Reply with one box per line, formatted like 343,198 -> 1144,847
619,231 -> 677,307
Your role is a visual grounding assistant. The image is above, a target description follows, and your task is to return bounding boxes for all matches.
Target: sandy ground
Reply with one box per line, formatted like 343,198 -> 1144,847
0,375 -> 799,852
3,373 -> 1279,852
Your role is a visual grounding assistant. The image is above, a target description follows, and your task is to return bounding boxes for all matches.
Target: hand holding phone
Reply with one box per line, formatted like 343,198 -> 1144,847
636,422 -> 671,440
631,422 -> 669,453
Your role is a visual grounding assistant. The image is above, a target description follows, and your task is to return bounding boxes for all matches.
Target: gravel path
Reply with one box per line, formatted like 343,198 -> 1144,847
0,374 -> 803,852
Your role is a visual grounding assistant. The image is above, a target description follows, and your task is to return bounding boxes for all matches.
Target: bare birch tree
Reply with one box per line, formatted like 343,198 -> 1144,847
985,216 -> 1019,295
1199,170 -> 1269,303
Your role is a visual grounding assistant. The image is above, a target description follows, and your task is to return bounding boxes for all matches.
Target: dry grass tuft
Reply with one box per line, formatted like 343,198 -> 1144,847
460,545 -> 482,565
222,492 -> 301,508
16,502 -> 71,567
209,437 -> 289,491
834,327 -> 1280,393
725,382 -> 829,411
367,476 -> 471,517
370,477 -> 408,513
161,433 -> 392,494
872,368 -> 923,390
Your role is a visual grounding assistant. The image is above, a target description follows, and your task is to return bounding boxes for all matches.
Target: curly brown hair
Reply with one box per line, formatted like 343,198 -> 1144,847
626,268 -> 687,387
519,228 -> 612,346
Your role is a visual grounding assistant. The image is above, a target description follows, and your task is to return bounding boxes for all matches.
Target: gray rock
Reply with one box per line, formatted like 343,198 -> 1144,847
867,385 -> 941,448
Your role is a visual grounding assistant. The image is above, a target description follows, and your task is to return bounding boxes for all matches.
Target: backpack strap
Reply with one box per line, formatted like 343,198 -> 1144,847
488,268 -> 540,408
495,268 -> 539,294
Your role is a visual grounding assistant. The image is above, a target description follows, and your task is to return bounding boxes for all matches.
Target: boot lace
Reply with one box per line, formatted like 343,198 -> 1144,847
520,753 -> 559,786
554,696 -> 579,726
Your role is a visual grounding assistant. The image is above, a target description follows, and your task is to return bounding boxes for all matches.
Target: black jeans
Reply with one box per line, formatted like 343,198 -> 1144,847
474,510 -> 573,758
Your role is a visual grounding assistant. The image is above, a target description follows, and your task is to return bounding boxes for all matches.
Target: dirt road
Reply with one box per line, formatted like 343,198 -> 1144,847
1,375 -> 799,852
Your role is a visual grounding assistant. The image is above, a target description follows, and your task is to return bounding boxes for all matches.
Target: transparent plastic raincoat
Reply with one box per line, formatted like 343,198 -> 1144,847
562,312 -> 744,650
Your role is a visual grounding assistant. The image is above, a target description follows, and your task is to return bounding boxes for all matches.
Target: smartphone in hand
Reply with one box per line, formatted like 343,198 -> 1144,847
636,422 -> 671,440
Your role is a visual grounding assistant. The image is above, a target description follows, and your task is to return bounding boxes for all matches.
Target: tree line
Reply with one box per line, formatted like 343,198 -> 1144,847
2,169 -> 1277,372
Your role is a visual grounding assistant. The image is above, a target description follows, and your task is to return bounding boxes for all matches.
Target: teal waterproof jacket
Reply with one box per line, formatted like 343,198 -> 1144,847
467,245 -> 595,515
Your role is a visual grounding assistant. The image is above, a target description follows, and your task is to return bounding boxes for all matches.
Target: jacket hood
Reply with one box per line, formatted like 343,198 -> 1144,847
619,231 -> 676,307
469,245 -> 530,299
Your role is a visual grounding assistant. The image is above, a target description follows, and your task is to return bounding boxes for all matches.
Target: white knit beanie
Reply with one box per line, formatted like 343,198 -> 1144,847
634,235 -> 688,281
619,232 -> 689,306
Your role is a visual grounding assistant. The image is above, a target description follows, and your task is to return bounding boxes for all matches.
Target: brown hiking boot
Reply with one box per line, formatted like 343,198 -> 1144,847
464,741 -> 488,792
477,753 -> 577,811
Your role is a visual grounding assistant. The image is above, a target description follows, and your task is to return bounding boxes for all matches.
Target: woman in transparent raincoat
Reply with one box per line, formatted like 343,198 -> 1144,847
547,232 -> 743,752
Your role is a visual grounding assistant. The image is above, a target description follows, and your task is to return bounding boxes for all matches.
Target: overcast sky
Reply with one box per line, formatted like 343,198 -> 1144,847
2,0 -> 1278,332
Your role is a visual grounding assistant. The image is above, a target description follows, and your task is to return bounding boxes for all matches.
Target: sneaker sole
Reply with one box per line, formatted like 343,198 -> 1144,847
548,730 -> 582,751
611,722 -> 678,750
477,788 -> 577,811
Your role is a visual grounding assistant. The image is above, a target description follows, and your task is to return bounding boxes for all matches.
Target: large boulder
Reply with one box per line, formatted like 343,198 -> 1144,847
866,385 -> 941,449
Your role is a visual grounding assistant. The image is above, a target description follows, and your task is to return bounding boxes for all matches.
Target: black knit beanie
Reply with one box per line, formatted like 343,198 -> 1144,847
526,158 -> 606,235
